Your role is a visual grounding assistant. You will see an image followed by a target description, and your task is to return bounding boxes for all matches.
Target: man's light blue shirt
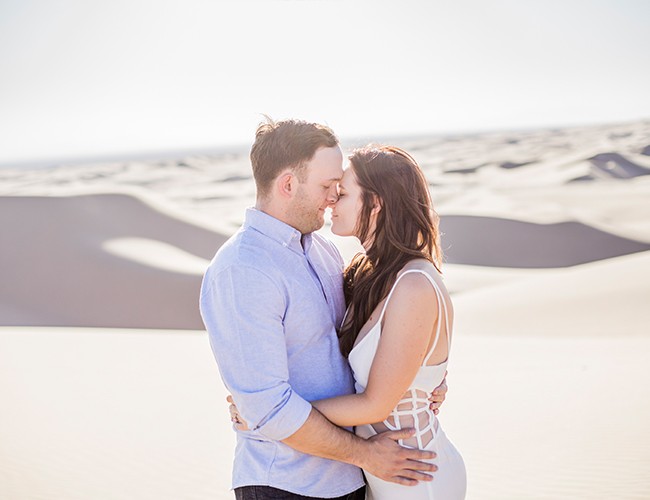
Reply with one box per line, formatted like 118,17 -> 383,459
200,208 -> 364,497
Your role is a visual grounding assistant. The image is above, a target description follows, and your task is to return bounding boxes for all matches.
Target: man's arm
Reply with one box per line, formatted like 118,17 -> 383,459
227,395 -> 438,484
228,395 -> 439,485
202,265 -> 313,440
282,408 -> 437,486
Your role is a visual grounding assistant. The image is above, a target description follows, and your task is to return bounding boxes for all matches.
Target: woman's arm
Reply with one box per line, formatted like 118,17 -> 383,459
312,272 -> 442,427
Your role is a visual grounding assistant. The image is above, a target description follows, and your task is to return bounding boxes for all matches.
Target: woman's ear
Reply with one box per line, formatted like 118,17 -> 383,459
370,196 -> 383,216
277,171 -> 295,199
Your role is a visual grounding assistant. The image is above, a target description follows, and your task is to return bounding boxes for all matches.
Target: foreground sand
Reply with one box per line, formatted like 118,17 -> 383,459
1,327 -> 649,500
0,328 -> 234,500
1,119 -> 650,498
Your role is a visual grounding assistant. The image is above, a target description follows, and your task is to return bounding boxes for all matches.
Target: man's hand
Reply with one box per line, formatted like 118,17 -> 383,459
428,373 -> 448,415
359,428 -> 437,486
226,395 -> 250,431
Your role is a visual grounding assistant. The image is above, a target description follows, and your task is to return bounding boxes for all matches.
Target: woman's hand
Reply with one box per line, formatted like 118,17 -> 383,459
428,373 -> 448,415
226,395 -> 250,431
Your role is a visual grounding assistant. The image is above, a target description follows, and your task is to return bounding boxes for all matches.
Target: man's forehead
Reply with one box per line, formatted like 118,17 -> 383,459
311,168 -> 343,180
306,146 -> 344,180
309,171 -> 342,183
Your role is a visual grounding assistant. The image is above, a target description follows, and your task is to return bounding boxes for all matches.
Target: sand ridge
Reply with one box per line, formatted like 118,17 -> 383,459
0,193 -> 227,329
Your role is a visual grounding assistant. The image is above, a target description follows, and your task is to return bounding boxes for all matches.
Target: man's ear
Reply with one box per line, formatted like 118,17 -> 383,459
370,196 -> 383,216
277,171 -> 295,199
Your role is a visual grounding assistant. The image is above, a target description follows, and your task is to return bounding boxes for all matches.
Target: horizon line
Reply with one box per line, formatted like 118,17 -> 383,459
2,117 -> 648,171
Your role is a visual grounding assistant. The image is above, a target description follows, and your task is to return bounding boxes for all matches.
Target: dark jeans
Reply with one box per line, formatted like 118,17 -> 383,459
234,485 -> 366,500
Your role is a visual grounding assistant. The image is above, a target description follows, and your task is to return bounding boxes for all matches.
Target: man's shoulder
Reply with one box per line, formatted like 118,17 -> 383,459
204,226 -> 280,281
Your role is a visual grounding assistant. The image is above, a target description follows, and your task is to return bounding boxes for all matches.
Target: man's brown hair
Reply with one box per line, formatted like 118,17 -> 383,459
250,117 -> 339,199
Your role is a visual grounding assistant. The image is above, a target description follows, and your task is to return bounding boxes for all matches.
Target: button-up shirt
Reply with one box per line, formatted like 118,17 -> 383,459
200,207 -> 364,497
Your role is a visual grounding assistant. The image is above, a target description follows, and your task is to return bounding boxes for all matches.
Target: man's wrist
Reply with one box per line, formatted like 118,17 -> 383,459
344,432 -> 372,470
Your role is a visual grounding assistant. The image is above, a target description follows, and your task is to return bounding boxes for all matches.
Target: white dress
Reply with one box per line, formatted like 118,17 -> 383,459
348,269 -> 467,500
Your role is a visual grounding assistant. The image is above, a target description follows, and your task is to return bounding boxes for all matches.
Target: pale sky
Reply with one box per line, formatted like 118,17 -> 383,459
1,0 -> 649,165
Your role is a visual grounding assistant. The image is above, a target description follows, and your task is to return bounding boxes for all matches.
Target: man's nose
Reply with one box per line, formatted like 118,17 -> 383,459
326,188 -> 339,204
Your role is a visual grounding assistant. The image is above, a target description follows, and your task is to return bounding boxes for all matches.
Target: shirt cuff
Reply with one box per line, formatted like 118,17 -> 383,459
254,389 -> 313,441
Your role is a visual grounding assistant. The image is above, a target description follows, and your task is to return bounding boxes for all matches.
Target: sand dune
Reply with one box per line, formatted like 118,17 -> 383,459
3,192 -> 648,329
439,216 -> 650,268
0,194 -> 227,329
442,151 -> 650,180
581,152 -> 650,180
103,237 -> 211,275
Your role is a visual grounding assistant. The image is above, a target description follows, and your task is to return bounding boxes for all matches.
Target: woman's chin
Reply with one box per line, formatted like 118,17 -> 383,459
330,223 -> 345,237
330,221 -> 355,238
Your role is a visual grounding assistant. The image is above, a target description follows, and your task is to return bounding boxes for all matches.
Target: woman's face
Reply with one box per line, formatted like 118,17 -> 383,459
330,166 -> 364,238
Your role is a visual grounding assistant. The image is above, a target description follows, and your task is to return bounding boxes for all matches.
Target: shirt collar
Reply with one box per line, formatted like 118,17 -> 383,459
244,207 -> 312,251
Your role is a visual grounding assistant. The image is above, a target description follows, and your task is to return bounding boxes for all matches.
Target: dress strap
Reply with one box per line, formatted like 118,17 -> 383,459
377,269 -> 450,366
340,306 -> 350,329
420,271 -> 451,366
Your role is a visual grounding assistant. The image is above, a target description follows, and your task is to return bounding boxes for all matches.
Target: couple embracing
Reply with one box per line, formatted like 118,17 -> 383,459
200,118 -> 466,500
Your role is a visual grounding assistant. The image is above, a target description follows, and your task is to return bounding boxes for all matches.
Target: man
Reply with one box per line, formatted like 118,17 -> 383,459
200,118 -> 446,500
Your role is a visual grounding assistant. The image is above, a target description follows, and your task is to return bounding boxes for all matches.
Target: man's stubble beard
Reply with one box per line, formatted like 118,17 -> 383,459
288,185 -> 325,235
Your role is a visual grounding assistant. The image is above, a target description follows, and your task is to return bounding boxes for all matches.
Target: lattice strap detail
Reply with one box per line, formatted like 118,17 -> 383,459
382,389 -> 438,448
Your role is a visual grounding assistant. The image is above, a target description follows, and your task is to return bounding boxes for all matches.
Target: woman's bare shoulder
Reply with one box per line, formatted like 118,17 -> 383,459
381,266 -> 440,331
391,264 -> 439,302
395,259 -> 450,298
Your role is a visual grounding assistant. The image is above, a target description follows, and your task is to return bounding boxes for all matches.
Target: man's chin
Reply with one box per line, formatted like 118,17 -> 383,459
293,220 -> 323,235
308,217 -> 325,234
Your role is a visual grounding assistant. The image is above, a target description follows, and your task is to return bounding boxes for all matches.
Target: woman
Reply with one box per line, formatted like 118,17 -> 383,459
311,144 -> 466,499
232,144 -> 466,499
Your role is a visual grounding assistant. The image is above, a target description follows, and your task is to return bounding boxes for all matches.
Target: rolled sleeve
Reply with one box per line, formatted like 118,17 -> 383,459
200,265 -> 312,441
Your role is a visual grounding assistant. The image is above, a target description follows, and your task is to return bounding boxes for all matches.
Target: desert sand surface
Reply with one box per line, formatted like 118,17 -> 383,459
1,119 -> 650,499
2,327 -> 648,500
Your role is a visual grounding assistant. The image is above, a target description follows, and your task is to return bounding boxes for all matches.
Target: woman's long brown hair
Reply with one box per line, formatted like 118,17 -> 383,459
338,145 -> 442,357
